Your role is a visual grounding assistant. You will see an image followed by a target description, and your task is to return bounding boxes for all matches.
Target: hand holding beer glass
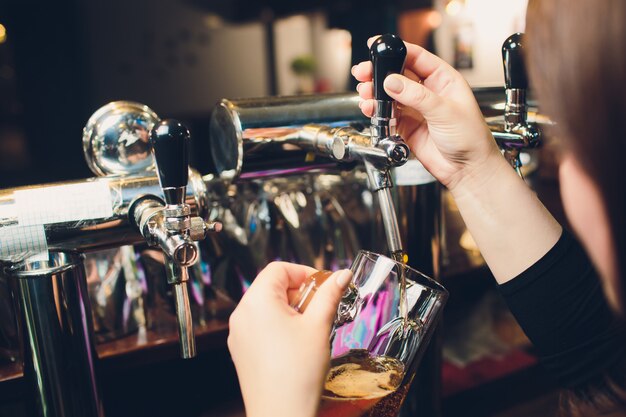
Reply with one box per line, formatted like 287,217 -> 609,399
292,251 -> 448,417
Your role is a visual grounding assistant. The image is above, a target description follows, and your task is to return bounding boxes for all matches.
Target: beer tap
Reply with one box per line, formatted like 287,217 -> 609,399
285,34 -> 409,261
366,33 -> 409,262
297,35 -> 409,261
130,119 -> 222,358
208,34 -> 409,260
488,33 -> 541,176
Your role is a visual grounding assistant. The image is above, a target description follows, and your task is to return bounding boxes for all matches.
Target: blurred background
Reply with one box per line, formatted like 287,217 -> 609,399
0,0 -> 527,187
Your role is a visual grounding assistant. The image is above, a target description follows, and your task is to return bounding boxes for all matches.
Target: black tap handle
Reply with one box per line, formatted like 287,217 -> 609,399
502,33 -> 528,90
149,119 -> 190,193
370,34 -> 407,102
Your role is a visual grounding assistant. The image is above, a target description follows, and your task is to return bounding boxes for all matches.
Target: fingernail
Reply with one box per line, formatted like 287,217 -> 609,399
335,269 -> 353,288
356,82 -> 363,93
351,65 -> 357,75
358,99 -> 364,109
384,75 -> 403,94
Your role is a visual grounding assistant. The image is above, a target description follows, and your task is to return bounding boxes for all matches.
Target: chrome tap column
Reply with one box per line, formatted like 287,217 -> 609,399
6,252 -> 104,417
488,33 -> 541,176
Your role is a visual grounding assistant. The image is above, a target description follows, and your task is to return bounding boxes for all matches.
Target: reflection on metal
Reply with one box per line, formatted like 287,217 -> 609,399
85,246 -> 146,343
209,93 -> 367,181
6,251 -> 104,417
205,171 -> 376,295
83,101 -> 159,176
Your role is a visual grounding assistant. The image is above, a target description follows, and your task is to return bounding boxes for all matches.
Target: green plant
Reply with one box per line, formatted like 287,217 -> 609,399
290,55 -> 316,76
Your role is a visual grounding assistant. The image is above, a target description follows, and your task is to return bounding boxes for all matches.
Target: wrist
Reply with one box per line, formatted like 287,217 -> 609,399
244,387 -> 320,417
447,144 -> 512,201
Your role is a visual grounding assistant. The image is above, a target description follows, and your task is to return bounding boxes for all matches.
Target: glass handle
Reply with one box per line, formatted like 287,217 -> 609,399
291,270 -> 361,325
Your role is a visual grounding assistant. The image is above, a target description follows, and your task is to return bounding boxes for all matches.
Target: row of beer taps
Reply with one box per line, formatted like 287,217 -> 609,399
0,32 -> 540,361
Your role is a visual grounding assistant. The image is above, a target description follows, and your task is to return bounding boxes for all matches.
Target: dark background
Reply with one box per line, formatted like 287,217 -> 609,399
0,0 -> 432,188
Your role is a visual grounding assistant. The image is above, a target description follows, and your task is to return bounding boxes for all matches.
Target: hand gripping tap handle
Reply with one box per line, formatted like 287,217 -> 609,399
502,33 -> 528,90
370,34 -> 407,104
149,119 -> 190,206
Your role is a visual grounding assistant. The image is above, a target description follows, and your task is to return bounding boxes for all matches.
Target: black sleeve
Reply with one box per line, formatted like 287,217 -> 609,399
498,229 -> 626,388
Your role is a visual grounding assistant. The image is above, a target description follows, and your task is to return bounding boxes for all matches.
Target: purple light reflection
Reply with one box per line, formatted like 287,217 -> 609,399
330,282 -> 399,357
239,164 -> 336,180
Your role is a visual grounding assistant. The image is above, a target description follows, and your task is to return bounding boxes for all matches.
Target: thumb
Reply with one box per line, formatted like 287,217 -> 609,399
383,74 -> 445,120
304,269 -> 352,327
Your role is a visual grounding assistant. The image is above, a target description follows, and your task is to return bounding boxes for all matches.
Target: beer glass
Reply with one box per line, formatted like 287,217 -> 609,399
293,250 -> 448,417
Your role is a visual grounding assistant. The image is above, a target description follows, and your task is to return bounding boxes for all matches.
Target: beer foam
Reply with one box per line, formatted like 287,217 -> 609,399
324,363 -> 401,400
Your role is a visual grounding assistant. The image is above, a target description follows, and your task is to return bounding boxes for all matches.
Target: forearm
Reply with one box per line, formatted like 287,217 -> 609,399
449,152 -> 562,284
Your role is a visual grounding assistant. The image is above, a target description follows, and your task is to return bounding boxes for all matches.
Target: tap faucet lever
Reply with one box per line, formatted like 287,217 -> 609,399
147,119 -> 198,358
488,33 -> 541,176
370,34 -> 407,105
503,33 -> 528,91
367,34 -> 408,260
370,34 -> 407,143
502,32 -> 530,131
148,119 -> 198,266
150,119 -> 191,206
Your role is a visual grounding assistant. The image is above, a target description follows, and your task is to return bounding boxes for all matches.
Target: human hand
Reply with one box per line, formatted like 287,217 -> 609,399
353,38 -> 505,193
228,262 -> 352,417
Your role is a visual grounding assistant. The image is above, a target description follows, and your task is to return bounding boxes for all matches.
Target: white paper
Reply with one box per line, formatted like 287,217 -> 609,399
15,181 -> 113,226
0,224 -> 48,262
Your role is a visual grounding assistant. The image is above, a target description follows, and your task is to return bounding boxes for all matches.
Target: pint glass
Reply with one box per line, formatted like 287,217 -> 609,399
294,250 -> 448,417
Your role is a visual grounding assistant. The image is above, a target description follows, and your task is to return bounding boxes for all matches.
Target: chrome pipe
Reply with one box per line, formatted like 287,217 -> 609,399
208,88 -> 547,182
371,100 -> 396,142
209,93 -> 368,181
166,259 -> 196,358
172,281 -> 196,359
376,186 -> 403,261
6,251 -> 104,417
504,88 -> 528,128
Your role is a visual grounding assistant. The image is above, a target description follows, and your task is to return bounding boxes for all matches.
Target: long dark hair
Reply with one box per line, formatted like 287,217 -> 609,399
526,0 -> 625,310
526,0 -> 626,414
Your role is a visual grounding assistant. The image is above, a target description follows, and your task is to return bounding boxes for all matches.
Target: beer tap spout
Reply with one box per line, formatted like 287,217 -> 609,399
129,119 -> 222,359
